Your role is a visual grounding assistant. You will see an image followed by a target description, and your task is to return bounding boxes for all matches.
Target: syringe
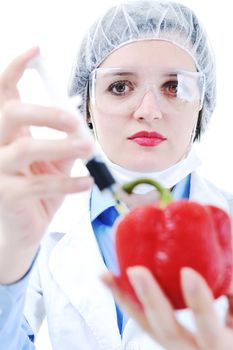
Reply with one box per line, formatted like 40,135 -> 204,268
28,56 -> 126,215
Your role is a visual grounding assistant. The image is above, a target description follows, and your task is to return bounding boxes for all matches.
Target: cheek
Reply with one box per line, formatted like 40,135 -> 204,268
91,111 -> 121,144
171,110 -> 198,135
167,111 -> 198,148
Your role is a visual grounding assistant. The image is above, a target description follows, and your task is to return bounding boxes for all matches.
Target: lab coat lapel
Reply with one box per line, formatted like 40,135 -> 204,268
190,172 -> 230,212
48,194 -> 121,349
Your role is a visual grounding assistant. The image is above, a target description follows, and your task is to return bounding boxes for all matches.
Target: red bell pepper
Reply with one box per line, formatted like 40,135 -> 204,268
114,179 -> 233,309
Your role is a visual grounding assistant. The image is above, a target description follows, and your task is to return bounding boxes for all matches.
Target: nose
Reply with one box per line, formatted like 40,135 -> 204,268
132,89 -> 163,121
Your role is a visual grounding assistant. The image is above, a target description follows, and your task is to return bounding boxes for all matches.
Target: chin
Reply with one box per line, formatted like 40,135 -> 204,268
125,161 -> 163,173
125,155 -> 178,172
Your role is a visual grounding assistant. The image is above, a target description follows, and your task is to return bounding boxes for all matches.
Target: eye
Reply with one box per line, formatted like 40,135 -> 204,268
161,80 -> 178,97
108,80 -> 134,96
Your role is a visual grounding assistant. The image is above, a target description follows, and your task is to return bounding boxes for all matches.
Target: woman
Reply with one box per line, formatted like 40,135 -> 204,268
0,1 -> 232,349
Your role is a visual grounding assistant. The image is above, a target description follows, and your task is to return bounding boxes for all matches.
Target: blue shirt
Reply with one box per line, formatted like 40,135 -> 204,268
0,262 -> 36,349
0,175 -> 191,348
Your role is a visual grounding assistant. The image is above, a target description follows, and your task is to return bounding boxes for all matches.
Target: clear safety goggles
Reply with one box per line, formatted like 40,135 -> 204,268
89,67 -> 205,116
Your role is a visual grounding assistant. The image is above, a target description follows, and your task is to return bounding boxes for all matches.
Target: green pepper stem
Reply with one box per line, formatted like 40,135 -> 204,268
121,178 -> 173,206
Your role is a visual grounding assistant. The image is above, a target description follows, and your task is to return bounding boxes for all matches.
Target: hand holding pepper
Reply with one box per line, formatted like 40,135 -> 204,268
101,266 -> 233,350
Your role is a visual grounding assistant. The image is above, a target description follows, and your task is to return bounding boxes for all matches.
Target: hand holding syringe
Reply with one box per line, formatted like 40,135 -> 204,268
0,47 -> 100,284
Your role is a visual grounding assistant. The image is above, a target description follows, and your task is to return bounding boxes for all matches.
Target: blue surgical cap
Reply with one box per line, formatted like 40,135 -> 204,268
68,0 -> 216,138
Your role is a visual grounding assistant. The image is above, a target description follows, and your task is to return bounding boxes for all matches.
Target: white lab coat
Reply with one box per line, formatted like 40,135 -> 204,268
24,171 -> 233,350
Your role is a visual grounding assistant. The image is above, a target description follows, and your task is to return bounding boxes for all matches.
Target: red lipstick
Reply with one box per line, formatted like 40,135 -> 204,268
128,131 -> 166,147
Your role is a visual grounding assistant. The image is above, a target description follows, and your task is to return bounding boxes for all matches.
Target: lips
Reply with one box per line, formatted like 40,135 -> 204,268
128,131 -> 166,147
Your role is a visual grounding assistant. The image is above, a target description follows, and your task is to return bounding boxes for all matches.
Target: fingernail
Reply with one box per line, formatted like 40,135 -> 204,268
181,268 -> 197,296
127,268 -> 144,295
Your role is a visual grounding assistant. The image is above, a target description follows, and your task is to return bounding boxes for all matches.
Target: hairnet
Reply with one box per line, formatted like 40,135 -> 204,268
68,0 -> 216,139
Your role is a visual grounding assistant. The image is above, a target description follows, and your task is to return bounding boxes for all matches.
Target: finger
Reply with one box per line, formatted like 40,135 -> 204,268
100,272 -> 151,332
127,267 -> 198,349
181,268 -> 223,348
0,47 -> 40,90
0,101 -> 84,145
0,137 -> 93,174
127,267 -> 178,330
0,174 -> 93,201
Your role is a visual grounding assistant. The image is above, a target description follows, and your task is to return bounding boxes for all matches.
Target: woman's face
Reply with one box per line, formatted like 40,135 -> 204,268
89,40 -> 201,172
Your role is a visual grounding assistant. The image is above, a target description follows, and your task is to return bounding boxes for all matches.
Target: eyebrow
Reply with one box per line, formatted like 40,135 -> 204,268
104,68 -> 175,76
105,71 -> 136,76
101,71 -> 179,78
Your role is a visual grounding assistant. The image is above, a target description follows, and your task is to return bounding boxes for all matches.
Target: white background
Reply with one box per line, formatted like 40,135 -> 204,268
0,0 -> 232,348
